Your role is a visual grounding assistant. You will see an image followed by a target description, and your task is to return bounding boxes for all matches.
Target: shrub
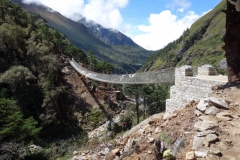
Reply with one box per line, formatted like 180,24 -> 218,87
0,141 -> 27,160
119,114 -> 132,131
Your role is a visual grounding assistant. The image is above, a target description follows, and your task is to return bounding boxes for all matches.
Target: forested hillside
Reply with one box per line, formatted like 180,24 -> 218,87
140,0 -> 226,72
0,1 -> 115,159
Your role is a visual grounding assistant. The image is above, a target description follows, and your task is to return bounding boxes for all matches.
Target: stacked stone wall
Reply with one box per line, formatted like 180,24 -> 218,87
166,65 -> 226,112
198,64 -> 218,75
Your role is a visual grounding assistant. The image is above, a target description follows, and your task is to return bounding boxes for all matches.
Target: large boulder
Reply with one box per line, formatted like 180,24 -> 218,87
194,120 -> 218,131
209,97 -> 229,109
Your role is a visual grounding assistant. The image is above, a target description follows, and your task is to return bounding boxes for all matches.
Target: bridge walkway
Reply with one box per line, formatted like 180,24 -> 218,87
69,58 -> 175,84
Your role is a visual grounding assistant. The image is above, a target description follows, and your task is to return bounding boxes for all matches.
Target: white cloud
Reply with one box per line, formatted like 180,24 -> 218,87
23,0 -> 85,17
82,0 -> 128,29
132,10 -> 200,51
167,0 -> 191,10
22,0 -> 129,30
177,8 -> 184,12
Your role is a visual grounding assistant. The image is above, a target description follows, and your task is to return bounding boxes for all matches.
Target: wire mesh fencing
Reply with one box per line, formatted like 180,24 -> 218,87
69,58 -> 175,84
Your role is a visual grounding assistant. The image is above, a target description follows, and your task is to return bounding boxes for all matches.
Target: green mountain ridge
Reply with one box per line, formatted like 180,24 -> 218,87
140,0 -> 226,72
12,0 -> 152,73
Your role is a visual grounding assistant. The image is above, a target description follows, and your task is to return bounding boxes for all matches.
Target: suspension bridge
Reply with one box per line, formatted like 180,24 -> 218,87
69,58 -> 175,84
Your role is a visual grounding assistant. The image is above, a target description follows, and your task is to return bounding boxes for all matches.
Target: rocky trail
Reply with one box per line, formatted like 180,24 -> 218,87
70,83 -> 240,160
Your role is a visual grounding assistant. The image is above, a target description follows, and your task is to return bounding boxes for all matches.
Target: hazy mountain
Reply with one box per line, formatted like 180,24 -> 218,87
12,0 -> 152,73
140,0 -> 226,72
78,16 -> 138,46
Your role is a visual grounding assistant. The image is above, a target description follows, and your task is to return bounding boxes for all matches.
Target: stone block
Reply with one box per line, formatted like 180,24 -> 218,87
198,64 -> 217,75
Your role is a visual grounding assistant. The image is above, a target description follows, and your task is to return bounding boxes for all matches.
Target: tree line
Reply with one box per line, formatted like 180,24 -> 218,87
122,84 -> 171,124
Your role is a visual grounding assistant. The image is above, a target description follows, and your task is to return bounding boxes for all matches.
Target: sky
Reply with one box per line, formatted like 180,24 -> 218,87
22,0 -> 222,51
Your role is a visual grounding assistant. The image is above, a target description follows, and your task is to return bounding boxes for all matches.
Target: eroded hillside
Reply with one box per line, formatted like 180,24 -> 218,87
70,83 -> 240,160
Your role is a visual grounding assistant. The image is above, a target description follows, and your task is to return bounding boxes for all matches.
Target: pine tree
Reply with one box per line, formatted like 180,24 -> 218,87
0,98 -> 41,142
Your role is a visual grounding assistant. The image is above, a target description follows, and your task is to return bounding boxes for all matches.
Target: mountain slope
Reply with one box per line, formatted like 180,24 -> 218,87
78,17 -> 138,46
141,0 -> 226,72
12,0 -> 152,73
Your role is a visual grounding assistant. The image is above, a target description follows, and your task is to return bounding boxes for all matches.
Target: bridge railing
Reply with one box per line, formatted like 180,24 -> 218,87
69,58 -> 175,84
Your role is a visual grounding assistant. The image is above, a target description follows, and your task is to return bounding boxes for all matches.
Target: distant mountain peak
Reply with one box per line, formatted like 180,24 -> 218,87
77,15 -> 137,46
77,15 -> 118,32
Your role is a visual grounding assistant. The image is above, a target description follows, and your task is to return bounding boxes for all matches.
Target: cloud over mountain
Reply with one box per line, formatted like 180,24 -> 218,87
132,10 -> 200,50
23,0 -> 128,29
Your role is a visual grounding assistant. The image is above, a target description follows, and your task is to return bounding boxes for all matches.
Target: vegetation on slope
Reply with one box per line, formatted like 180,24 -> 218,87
140,0 -> 226,72
0,1 -> 115,159
122,84 -> 171,125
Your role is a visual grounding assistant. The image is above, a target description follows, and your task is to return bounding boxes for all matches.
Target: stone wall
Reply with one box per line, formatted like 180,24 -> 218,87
166,65 -> 227,112
198,64 -> 218,75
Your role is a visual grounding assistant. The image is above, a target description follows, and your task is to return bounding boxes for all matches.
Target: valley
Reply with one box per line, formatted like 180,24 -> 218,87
1,0 -> 240,160
12,0 -> 152,73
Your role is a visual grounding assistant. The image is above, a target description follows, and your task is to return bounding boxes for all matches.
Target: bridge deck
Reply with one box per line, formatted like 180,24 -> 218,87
69,58 -> 175,84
